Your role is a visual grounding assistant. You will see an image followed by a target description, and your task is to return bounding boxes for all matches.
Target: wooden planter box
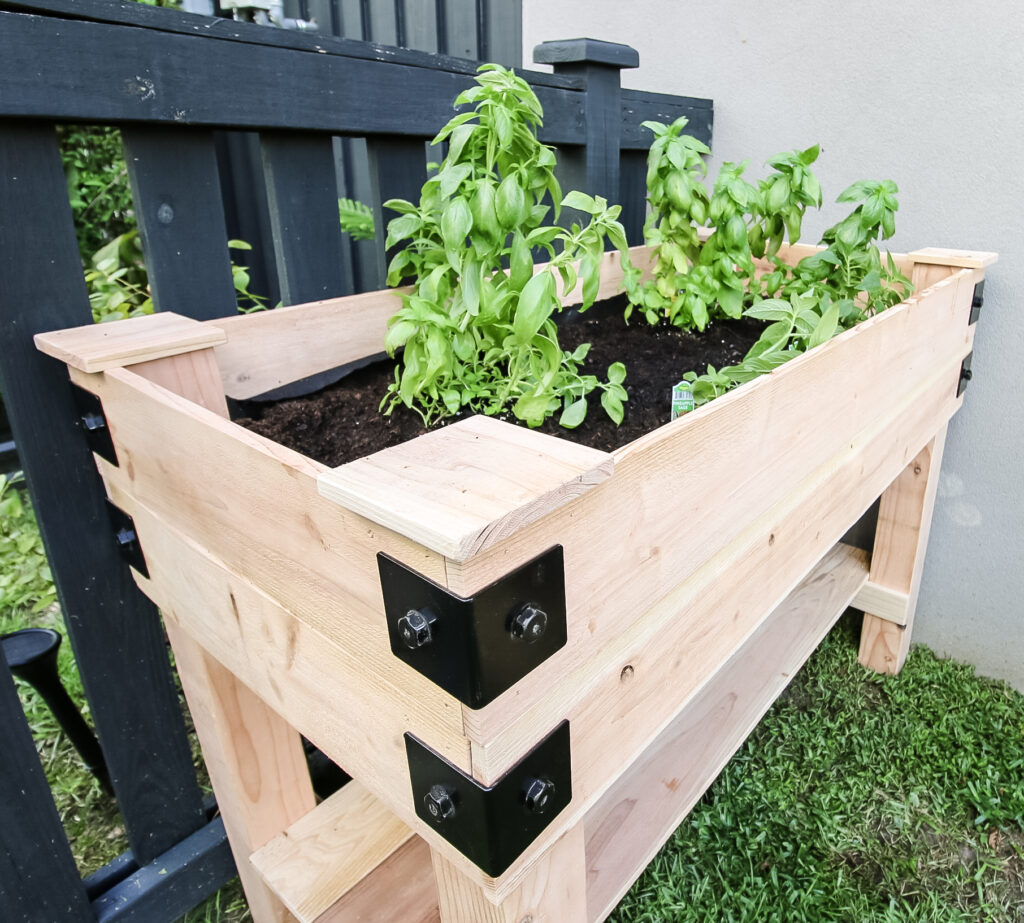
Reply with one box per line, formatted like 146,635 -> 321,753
37,242 -> 995,922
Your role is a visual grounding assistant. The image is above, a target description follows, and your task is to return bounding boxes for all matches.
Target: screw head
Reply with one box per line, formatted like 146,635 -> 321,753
522,777 -> 555,814
510,604 -> 548,643
397,609 -> 435,649
424,784 -> 457,822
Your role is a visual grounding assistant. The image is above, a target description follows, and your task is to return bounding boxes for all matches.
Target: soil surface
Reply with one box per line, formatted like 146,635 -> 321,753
236,295 -> 765,467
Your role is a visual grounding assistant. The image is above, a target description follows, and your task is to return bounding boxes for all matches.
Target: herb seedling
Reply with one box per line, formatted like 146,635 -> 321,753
624,118 -> 911,410
382,65 -> 630,429
684,181 -> 912,407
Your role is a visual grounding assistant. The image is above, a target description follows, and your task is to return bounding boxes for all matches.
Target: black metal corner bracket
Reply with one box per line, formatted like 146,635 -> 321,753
378,546 -> 567,709
406,720 -> 572,877
970,280 -> 984,325
106,500 -> 148,578
958,352 -> 974,398
70,382 -> 118,465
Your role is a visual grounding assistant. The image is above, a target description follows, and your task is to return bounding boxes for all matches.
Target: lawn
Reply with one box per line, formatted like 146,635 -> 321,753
2,470 -> 1022,922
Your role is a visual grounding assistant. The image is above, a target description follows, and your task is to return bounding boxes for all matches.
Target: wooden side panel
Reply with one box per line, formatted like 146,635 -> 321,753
454,270 -> 975,761
432,825 -> 587,923
118,494 -> 468,830
210,286 -> 407,400
251,782 -> 413,923
68,364 -> 467,761
583,543 -> 869,922
859,429 -> 947,674
461,357 -> 964,895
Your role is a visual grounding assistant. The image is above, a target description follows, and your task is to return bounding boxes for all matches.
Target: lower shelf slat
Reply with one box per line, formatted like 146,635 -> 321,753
583,542 -> 869,921
249,780 -> 414,922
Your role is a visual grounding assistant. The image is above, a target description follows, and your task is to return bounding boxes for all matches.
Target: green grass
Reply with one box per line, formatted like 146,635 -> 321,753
2,472 -> 1022,922
610,618 -> 1024,923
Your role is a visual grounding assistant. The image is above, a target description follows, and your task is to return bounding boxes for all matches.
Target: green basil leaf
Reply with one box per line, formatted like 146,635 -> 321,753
560,397 -> 588,428
808,300 -> 840,348
509,233 -> 533,291
600,389 -> 624,425
512,271 -> 555,344
496,174 -> 526,227
561,190 -> 598,214
441,199 -> 472,250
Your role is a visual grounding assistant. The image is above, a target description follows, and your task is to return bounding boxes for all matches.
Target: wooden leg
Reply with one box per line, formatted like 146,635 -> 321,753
859,427 -> 947,674
166,619 -> 316,923
127,350 -> 317,919
431,825 -> 588,923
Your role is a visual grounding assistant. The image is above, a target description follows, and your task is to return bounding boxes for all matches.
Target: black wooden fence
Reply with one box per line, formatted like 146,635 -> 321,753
0,1 -> 712,919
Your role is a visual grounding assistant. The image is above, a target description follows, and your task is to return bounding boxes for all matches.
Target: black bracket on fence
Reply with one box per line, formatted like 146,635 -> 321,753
958,352 -> 974,397
377,546 -> 566,709
970,280 -> 984,325
106,501 -> 148,578
70,384 -> 117,466
406,720 -> 572,877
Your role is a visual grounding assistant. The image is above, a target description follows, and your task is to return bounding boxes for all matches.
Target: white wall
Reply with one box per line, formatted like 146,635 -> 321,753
524,2 -> 1024,690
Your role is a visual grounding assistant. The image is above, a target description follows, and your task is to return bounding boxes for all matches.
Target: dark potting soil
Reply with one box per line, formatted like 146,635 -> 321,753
235,295 -> 765,467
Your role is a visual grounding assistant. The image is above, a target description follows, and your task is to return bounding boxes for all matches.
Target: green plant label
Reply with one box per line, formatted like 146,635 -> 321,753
671,381 -> 695,420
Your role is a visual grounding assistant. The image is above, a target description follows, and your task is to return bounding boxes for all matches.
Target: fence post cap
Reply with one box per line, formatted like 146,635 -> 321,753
533,38 -> 639,69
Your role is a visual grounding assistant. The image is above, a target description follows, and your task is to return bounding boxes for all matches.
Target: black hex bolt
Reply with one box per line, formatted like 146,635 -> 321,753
397,608 -> 436,649
80,411 -> 107,435
522,777 -> 555,814
424,784 -> 457,822
510,603 -> 548,643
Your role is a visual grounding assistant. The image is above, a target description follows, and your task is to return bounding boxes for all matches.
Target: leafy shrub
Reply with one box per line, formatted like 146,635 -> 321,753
59,126 -> 135,259
0,474 -> 56,620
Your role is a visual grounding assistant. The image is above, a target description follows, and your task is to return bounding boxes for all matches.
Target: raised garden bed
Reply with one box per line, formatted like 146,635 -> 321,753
36,240 -> 995,921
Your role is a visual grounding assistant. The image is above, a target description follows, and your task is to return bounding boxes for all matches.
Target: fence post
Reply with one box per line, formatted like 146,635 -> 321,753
533,38 -> 639,206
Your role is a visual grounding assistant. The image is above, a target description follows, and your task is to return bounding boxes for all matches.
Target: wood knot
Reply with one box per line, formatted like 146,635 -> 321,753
620,664 -> 634,682
913,464 -> 922,475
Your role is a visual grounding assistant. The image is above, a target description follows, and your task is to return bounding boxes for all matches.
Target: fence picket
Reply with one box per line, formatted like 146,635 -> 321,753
262,132 -> 352,304
122,127 -> 239,319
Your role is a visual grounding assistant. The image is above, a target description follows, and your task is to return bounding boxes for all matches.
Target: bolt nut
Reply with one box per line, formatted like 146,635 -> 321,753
522,777 -> 555,814
397,608 -> 436,649
424,784 -> 457,823
510,604 -> 548,643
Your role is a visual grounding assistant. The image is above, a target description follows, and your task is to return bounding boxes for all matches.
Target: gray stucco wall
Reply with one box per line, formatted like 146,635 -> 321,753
524,2 -> 1023,690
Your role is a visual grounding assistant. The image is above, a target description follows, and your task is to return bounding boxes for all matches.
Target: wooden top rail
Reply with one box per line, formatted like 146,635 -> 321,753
317,415 -> 614,561
905,247 -> 998,269
34,313 -> 226,373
